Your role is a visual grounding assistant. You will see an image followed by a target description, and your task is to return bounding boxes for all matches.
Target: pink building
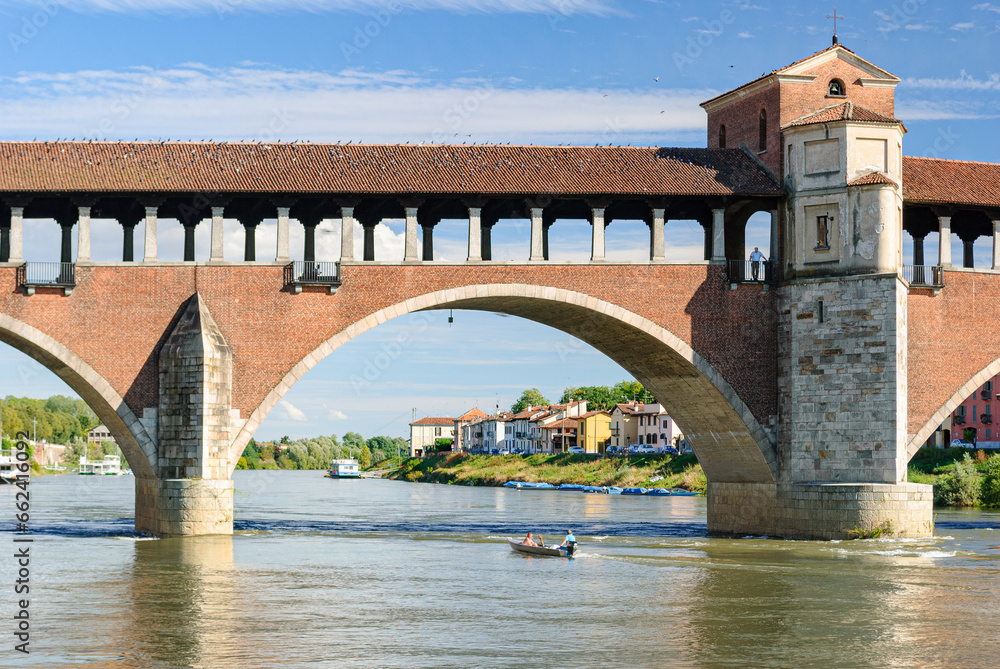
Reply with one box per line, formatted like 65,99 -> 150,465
945,376 -> 998,446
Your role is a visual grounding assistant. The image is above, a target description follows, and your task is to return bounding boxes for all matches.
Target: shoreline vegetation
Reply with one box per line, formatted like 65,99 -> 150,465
389,452 -> 708,492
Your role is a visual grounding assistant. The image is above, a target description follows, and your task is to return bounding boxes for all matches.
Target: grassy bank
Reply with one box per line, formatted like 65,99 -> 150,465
389,453 -> 707,491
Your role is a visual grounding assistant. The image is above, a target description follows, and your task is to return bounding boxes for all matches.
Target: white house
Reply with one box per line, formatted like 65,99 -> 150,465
409,416 -> 455,457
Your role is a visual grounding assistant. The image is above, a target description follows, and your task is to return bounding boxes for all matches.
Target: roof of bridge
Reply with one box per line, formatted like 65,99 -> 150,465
903,156 -> 1000,209
0,141 -> 782,198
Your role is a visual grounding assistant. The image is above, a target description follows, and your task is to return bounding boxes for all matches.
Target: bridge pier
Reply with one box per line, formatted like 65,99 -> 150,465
136,292 -> 237,538
707,482 -> 933,540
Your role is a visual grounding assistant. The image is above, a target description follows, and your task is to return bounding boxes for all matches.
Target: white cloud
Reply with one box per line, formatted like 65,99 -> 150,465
737,31 -> 753,38
950,21 -> 976,31
973,3 -> 1000,13
279,400 -> 308,421
328,409 -> 349,420
0,0 -> 617,15
902,71 -> 1000,91
0,65 -> 713,145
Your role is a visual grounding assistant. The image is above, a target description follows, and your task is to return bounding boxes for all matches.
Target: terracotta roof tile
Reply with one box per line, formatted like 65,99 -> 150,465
783,102 -> 902,129
411,416 -> 455,426
0,141 -> 781,197
903,156 -> 1000,208
456,408 -> 488,421
848,171 -> 897,187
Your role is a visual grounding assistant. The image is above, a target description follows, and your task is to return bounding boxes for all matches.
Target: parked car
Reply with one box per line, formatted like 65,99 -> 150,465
634,445 -> 656,454
950,439 -> 974,448
567,446 -> 585,454
605,446 -> 621,455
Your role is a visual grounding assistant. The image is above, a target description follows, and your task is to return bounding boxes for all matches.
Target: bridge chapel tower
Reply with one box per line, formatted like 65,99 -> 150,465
701,45 -> 932,536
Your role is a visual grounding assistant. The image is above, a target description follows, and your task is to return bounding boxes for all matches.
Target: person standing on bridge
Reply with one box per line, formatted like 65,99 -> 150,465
749,247 -> 766,281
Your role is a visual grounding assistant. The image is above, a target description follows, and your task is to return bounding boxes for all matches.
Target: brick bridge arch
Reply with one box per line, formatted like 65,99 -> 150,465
0,313 -> 157,477
229,283 -> 778,483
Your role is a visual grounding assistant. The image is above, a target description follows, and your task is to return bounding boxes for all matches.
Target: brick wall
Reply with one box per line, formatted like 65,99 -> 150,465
778,57 -> 895,124
707,83 -> 782,177
0,262 -> 777,428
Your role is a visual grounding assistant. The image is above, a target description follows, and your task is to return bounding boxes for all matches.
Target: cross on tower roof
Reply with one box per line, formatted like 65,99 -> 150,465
827,7 -> 845,45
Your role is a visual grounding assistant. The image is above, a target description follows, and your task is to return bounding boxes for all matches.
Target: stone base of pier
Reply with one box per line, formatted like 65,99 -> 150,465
135,478 -> 234,537
707,481 -> 934,540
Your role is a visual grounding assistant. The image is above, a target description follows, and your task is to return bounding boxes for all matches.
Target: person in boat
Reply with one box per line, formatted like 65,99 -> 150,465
558,530 -> 577,555
520,532 -> 537,547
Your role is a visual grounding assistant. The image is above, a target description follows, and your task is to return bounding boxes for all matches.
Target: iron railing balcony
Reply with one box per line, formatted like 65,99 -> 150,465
285,261 -> 341,294
902,265 -> 944,288
18,262 -> 75,296
727,259 -> 775,284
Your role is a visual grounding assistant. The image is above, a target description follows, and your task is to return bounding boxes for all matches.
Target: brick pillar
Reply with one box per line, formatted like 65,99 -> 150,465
135,293 -> 234,537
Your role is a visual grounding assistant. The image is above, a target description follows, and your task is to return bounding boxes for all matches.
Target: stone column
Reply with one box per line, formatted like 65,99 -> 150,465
143,206 -> 158,262
243,222 -> 258,262
963,238 -> 975,268
210,207 -> 225,261
60,220 -> 73,264
363,224 -> 376,262
993,220 -> 1000,270
404,207 -> 419,261
529,207 -> 544,261
650,208 -> 666,262
0,220 -> 8,263
183,224 -> 197,262
769,209 -> 779,264
711,208 -> 726,262
467,207 -> 482,261
76,206 -> 91,262
275,207 -> 290,262
591,207 -> 606,262
303,222 -> 317,263
122,222 -> 138,262
481,222 -> 493,261
9,207 -> 23,263
421,224 -> 434,261
938,215 -> 952,267
912,232 -> 927,285
340,207 -> 355,261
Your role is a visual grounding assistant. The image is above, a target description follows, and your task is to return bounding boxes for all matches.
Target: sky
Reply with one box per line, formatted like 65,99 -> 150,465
1,0 -> 999,440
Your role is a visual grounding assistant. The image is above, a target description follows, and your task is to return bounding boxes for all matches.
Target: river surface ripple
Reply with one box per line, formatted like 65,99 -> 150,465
1,470 -> 999,668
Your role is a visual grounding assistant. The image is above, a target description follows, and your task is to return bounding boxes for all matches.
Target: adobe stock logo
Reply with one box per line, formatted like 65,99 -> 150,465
672,10 -> 737,73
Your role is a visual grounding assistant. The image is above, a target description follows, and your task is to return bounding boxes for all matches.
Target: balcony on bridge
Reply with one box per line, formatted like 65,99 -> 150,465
284,261 -> 341,294
902,265 -> 944,289
17,262 -> 75,296
727,259 -> 776,285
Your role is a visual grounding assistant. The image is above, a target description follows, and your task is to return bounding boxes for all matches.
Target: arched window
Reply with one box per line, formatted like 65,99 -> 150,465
759,108 -> 767,152
718,124 -> 727,149
828,79 -> 845,96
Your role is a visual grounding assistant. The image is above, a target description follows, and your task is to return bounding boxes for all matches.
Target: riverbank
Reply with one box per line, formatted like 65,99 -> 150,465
389,452 -> 707,491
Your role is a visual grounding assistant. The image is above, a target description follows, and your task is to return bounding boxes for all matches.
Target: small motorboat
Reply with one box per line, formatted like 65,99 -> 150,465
667,490 -> 703,496
646,488 -> 672,496
621,487 -> 647,495
504,481 -> 556,489
604,486 -> 623,494
581,485 -> 604,493
558,483 -> 586,491
508,539 -> 572,557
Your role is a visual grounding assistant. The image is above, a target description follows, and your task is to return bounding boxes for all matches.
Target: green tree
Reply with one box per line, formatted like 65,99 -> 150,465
512,388 -> 549,413
560,385 -> 616,411
936,453 -> 981,506
358,444 -> 372,469
981,454 -> 1000,507
612,380 -> 653,404
342,431 -> 366,457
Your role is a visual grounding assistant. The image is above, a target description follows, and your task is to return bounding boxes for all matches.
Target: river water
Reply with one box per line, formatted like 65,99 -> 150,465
1,470 -> 999,668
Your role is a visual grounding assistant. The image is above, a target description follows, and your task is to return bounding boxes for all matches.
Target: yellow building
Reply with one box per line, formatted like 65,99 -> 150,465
576,410 -> 612,454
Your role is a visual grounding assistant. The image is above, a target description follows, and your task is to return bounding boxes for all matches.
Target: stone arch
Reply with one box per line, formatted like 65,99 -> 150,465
228,284 -> 777,483
907,357 -> 1000,459
0,314 -> 157,477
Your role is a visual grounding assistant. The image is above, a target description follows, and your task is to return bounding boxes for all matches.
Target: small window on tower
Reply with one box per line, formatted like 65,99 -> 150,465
718,124 -> 726,149
758,109 -> 767,152
828,79 -> 845,96
816,215 -> 830,250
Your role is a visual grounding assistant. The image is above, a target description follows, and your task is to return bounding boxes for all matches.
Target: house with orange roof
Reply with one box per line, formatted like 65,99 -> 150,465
408,416 -> 455,457
452,407 -> 488,452
576,410 -> 612,454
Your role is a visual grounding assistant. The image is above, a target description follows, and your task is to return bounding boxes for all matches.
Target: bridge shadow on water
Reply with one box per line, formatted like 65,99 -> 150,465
0,518 -> 710,539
